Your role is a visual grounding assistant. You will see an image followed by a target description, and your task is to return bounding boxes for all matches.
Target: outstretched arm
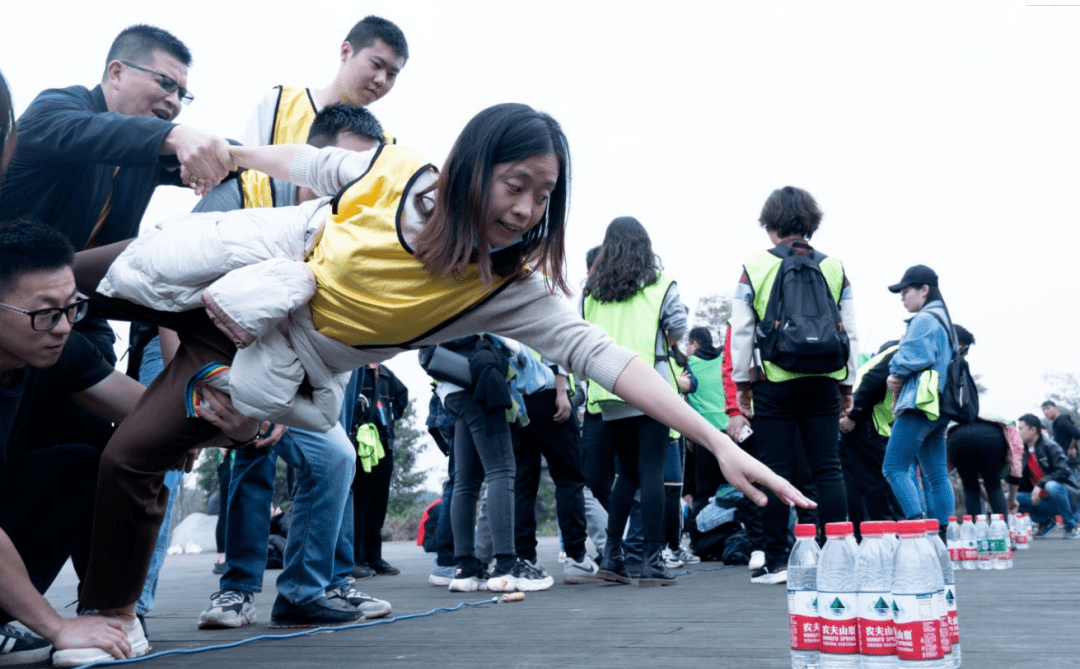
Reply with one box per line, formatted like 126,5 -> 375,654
612,355 -> 815,508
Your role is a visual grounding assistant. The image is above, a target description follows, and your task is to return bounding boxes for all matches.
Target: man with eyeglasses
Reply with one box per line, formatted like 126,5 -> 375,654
0,219 -> 142,665
0,23 -> 233,364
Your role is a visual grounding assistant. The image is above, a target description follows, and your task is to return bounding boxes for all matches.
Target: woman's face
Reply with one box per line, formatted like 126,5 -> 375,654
484,153 -> 559,250
901,284 -> 929,313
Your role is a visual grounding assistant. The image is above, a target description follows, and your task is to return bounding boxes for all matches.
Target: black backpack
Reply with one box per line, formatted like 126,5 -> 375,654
926,311 -> 979,424
754,245 -> 850,376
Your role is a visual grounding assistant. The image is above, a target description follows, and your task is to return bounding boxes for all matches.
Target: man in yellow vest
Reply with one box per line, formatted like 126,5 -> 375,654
243,16 -> 407,148
730,186 -> 859,584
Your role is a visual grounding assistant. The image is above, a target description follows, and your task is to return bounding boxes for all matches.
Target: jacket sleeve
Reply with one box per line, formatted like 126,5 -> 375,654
386,367 -> 409,422
1037,438 -> 1074,488
659,282 -> 688,342
17,87 -> 176,167
730,270 -> 756,388
1003,423 -> 1024,482
838,278 -> 859,387
722,327 -> 741,417
889,313 -> 945,380
848,351 -> 892,424
288,144 -> 382,197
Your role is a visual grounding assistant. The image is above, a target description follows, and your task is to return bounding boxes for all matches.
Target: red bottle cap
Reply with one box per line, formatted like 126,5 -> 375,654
897,520 -> 926,535
794,523 -> 817,538
825,521 -> 854,536
924,519 -> 940,532
860,521 -> 887,535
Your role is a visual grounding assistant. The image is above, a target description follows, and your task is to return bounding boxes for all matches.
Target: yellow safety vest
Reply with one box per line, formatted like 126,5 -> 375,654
853,345 -> 899,437
582,271 -> 676,409
306,144 -> 515,347
238,169 -> 276,209
742,247 -> 847,383
270,85 -> 396,146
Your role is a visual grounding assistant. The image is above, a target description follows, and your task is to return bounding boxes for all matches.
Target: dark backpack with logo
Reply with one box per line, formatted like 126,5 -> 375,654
754,245 -> 850,376
926,311 -> 979,424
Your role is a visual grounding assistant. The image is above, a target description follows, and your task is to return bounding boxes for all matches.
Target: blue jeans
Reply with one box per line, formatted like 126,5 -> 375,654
222,424 -> 356,605
135,336 -> 182,616
1018,480 -> 1080,528
883,411 -> 954,524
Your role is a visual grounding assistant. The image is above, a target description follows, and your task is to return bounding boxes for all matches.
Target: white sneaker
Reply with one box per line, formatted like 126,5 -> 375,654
563,555 -> 602,584
488,559 -> 554,592
676,546 -> 701,565
662,547 -> 684,569
748,550 -> 766,571
448,565 -> 490,592
326,583 -> 391,619
53,614 -> 150,668
198,590 -> 256,629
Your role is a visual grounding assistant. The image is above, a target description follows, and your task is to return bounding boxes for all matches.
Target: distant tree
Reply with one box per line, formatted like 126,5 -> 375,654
387,400 -> 432,518
691,293 -> 732,345
1043,372 -> 1080,417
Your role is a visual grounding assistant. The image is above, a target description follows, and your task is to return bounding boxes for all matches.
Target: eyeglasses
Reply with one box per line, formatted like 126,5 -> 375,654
121,61 -> 194,105
0,298 -> 90,331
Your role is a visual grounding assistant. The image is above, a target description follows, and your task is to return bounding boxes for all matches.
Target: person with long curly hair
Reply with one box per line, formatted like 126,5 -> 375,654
585,216 -> 686,586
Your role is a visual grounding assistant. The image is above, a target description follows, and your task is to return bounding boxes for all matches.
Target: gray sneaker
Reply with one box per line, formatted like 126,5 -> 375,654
198,590 -> 257,629
429,563 -> 456,586
326,583 -> 392,619
563,555 -> 602,584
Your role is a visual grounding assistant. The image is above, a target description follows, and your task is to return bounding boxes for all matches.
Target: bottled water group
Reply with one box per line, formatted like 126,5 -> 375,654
786,511 -> 1040,667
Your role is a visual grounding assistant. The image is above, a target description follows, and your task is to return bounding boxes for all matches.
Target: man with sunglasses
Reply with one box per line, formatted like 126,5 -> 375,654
0,24 -> 233,363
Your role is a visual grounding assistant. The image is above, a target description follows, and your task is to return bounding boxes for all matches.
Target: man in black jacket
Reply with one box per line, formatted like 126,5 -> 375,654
0,24 -> 232,362
1041,400 -> 1079,469
1014,414 -> 1080,538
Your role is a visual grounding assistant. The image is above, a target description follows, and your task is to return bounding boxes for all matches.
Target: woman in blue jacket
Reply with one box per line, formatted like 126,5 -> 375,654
882,265 -> 956,525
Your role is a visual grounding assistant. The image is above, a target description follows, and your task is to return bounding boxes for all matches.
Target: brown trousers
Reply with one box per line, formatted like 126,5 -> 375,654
75,241 -> 238,609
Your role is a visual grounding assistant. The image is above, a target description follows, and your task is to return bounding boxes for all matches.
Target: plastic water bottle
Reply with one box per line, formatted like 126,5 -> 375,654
1007,513 -> 1019,548
974,515 -> 991,570
817,522 -> 859,668
788,524 -> 821,669
925,520 -> 958,668
892,520 -> 945,667
882,521 -> 899,553
1023,513 -> 1034,545
855,521 -> 897,668
945,516 -> 961,564
990,514 -> 1011,569
959,516 -> 976,570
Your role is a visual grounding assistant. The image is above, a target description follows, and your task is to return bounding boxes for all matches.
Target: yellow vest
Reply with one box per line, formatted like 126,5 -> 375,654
271,85 -> 396,146
582,271 -> 675,408
742,247 -> 847,383
853,344 -> 899,437
238,169 -> 276,209
306,144 -> 514,347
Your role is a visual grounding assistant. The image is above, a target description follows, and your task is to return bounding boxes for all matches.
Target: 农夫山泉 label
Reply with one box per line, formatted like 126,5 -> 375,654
857,590 -> 896,655
893,592 -> 943,661
787,590 -> 820,651
945,584 -> 959,643
818,591 -> 857,655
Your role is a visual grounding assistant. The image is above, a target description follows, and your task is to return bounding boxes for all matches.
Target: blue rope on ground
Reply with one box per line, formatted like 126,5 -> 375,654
673,563 -> 742,577
70,599 -> 495,669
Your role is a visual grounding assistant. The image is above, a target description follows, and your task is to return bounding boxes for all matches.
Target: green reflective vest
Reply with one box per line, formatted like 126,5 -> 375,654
687,354 -> 729,432
853,345 -> 898,437
743,247 -> 847,383
583,271 -> 675,410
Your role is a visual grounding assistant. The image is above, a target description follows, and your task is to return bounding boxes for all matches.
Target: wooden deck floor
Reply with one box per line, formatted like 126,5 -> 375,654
37,532 -> 1079,669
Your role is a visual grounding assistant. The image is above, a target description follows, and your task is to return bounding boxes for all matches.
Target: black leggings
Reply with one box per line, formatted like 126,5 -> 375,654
606,415 -> 668,546
947,421 -> 1009,516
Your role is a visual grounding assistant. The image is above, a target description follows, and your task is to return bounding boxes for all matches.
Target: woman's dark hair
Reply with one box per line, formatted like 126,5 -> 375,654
759,186 -> 822,240
583,216 -> 660,303
0,68 -> 14,192
911,284 -> 944,306
414,103 -> 570,293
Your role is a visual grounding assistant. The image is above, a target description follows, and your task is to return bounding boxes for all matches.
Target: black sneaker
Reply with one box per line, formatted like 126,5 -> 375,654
0,624 -> 51,665
269,595 -> 364,628
750,564 -> 788,585
351,563 -> 376,579
368,559 -> 400,576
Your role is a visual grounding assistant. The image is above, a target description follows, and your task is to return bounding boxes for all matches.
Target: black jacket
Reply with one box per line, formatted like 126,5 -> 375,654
1021,435 -> 1080,504
0,84 -> 182,248
1051,414 -> 1080,453
351,365 -> 408,448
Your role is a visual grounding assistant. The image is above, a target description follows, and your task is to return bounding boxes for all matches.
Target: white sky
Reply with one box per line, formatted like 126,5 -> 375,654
3,0 -> 1078,490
